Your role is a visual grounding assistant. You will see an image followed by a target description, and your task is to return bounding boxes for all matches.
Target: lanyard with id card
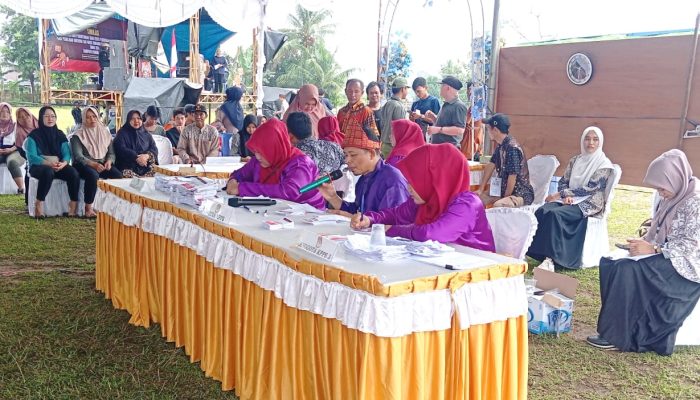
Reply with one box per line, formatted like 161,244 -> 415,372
489,176 -> 502,197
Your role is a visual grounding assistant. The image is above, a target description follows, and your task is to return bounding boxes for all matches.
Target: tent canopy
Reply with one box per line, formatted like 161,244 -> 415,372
1,0 -> 264,31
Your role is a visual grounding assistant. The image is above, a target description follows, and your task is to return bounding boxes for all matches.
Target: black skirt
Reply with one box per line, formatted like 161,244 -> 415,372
597,255 -> 700,355
527,203 -> 588,269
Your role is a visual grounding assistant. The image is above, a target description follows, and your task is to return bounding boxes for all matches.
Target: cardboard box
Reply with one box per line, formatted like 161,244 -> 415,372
527,268 -> 578,335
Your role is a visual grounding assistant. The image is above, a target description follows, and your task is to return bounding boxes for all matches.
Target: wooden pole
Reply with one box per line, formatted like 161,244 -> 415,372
40,19 -> 51,104
252,27 -> 258,113
484,0 -> 501,156
679,13 -> 700,149
376,0 -> 382,82
189,10 -> 201,84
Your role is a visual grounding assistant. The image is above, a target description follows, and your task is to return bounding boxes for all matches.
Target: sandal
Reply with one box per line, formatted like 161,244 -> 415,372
17,188 -> 25,195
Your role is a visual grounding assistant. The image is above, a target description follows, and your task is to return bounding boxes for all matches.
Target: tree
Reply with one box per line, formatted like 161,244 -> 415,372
0,7 -> 39,99
50,71 -> 90,90
264,5 -> 350,107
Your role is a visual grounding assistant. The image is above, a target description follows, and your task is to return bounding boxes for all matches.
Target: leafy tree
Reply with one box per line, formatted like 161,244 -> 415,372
50,71 -> 91,90
0,7 -> 39,99
264,5 -> 350,108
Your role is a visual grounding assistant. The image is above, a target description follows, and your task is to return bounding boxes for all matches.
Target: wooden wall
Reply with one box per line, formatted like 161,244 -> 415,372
494,35 -> 700,186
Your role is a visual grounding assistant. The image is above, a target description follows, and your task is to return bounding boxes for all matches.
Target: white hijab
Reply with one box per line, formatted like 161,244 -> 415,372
569,126 -> 613,189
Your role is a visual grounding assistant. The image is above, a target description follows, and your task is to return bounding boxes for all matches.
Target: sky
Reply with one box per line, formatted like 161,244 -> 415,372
222,0 -> 700,84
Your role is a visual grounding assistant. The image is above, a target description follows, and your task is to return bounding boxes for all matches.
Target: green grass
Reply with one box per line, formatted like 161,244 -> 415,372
1,187 -> 698,399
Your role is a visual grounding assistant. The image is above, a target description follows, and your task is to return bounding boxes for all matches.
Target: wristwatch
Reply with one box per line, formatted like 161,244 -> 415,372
653,244 -> 661,254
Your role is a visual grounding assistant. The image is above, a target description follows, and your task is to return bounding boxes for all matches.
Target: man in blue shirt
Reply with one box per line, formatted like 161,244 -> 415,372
409,77 -> 441,140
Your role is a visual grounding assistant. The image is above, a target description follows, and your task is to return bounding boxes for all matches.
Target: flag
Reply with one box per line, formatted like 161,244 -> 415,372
170,29 -> 177,78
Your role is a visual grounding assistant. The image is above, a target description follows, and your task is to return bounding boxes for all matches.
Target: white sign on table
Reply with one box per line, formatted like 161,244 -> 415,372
297,230 -> 340,262
200,199 -> 236,225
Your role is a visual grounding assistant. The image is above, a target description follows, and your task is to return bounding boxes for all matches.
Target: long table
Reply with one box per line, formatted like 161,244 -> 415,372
94,178 -> 527,399
153,163 -> 245,179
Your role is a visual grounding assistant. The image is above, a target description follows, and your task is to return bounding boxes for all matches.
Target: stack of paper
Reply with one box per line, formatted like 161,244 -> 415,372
411,251 -> 494,270
275,203 -> 325,216
405,240 -> 455,257
167,177 -> 219,207
155,175 -> 180,192
302,214 -> 350,225
342,234 -> 409,262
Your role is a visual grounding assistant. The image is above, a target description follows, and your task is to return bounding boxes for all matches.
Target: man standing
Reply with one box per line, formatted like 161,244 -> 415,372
477,113 -> 534,208
286,112 -> 344,174
425,76 -> 467,149
176,104 -> 219,164
409,77 -> 441,140
337,79 -> 380,148
98,42 -> 110,89
378,77 -> 409,158
274,93 -> 289,119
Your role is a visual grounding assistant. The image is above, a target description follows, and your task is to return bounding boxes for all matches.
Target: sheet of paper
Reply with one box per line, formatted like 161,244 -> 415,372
412,251 -> 495,270
557,195 -> 590,205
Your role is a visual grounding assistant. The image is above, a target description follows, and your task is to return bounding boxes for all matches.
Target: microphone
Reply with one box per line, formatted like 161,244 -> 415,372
299,169 -> 344,193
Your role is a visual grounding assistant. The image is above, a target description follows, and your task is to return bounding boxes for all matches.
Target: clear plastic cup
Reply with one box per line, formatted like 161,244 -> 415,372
524,278 -> 537,295
369,224 -> 386,248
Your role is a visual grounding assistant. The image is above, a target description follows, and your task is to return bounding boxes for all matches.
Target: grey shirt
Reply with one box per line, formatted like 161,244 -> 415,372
70,135 -> 116,166
379,95 -> 407,144
431,97 -> 467,147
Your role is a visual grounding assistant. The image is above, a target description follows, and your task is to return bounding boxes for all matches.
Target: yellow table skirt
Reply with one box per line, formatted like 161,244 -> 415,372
96,213 -> 528,399
153,165 -> 232,179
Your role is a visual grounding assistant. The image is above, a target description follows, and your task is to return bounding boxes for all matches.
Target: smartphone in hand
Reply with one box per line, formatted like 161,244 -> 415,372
615,243 -> 631,250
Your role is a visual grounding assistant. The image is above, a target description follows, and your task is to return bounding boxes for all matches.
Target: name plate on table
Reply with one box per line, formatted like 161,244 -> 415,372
200,199 -> 237,225
178,166 -> 196,174
129,177 -> 146,191
297,230 -> 340,262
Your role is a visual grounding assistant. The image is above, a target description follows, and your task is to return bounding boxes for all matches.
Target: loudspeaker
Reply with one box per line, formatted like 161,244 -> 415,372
103,67 -> 129,91
108,40 -> 127,69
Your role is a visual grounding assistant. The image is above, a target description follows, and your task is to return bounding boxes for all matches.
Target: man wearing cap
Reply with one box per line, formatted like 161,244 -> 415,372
477,113 -> 534,208
409,77 -> 441,139
424,75 -> 468,149
378,77 -> 410,157
318,115 -> 409,216
176,104 -> 220,164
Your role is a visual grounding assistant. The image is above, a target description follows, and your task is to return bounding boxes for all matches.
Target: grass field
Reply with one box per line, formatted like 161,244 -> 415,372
0,186 -> 698,399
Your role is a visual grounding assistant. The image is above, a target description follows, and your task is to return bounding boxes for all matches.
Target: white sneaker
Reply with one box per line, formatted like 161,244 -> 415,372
537,258 -> 555,272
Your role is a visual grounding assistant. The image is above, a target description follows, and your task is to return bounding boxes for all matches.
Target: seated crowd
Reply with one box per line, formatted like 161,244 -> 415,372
2,76 -> 697,357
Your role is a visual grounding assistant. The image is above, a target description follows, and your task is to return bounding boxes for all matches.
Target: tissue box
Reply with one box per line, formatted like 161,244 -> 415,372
527,291 -> 574,334
527,268 -> 578,335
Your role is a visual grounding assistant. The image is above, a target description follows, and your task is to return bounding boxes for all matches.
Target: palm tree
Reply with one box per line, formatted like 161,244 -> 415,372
285,5 -> 334,49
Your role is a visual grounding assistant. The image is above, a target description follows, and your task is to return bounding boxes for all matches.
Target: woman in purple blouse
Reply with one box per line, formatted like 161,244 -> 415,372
351,144 -> 495,251
226,119 -> 325,210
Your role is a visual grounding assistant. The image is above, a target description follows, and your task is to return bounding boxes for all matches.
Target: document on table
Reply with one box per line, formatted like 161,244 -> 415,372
607,248 -> 656,261
412,251 -> 495,270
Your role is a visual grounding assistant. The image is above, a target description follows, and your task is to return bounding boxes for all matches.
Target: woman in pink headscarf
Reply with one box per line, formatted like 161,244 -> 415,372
385,119 -> 425,167
283,84 -> 332,138
587,149 -> 700,355
0,102 -> 26,194
318,116 -> 344,145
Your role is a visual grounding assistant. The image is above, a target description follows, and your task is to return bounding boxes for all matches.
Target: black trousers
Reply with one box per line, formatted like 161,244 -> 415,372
214,73 -> 226,93
74,162 -> 123,204
29,164 -> 80,202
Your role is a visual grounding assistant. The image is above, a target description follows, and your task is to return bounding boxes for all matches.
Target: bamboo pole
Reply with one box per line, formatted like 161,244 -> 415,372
40,19 -> 51,104
678,13 -> 700,149
189,10 -> 201,84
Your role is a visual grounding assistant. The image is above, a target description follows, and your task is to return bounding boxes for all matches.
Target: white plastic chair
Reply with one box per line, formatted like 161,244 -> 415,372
485,207 -> 538,260
521,155 -> 560,213
677,300 -> 700,346
0,163 -> 25,194
153,135 -> 173,165
27,177 -> 86,217
580,164 -> 622,268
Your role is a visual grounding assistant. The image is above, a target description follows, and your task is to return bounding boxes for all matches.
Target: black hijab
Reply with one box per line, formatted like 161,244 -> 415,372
117,110 -> 152,153
28,106 -> 67,157
221,86 -> 244,132
239,114 -> 258,157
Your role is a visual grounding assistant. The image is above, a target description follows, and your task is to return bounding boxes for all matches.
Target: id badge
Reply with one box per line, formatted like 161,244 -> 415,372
489,177 -> 502,197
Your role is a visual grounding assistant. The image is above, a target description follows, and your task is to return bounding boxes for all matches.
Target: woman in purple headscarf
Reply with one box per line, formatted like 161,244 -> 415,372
587,149 -> 700,355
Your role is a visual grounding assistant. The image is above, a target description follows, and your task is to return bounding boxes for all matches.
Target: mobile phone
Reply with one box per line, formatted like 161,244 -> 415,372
615,243 -> 630,250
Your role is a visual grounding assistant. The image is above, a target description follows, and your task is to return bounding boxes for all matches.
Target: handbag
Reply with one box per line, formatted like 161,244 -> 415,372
43,155 -> 59,164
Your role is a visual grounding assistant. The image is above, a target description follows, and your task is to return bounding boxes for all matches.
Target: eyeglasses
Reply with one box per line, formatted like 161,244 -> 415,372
44,114 -> 57,119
